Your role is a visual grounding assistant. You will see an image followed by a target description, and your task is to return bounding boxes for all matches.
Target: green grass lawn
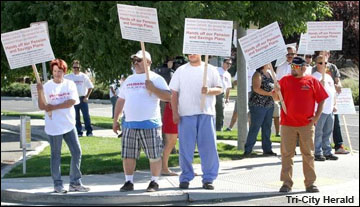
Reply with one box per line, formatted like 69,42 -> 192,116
4,137 -> 243,179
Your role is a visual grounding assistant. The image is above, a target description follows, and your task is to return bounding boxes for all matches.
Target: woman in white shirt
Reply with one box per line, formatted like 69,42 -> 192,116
37,59 -> 90,193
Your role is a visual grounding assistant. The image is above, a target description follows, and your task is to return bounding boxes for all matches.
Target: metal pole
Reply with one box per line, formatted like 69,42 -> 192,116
236,24 -> 247,151
42,62 -> 48,82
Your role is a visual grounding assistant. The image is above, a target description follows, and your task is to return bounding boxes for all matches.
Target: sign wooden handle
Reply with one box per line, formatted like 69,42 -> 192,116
140,42 -> 150,81
32,64 -> 52,119
200,55 -> 209,111
269,65 -> 287,114
342,115 -> 353,155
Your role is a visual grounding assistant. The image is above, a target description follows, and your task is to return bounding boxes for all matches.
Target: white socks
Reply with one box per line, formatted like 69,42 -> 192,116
151,176 -> 159,183
125,175 -> 134,183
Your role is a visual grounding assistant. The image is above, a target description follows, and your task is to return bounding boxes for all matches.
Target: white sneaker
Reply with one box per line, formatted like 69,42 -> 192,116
54,186 -> 67,194
69,184 -> 90,192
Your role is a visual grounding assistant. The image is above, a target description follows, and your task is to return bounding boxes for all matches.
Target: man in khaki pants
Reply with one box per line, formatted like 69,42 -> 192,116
274,57 -> 328,193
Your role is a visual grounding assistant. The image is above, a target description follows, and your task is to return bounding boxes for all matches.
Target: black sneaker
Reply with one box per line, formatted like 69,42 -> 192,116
202,182 -> 214,190
179,182 -> 189,189
325,154 -> 338,160
263,151 -> 277,156
314,155 -> 326,161
306,185 -> 319,193
120,181 -> 134,192
279,185 -> 292,193
146,181 -> 159,192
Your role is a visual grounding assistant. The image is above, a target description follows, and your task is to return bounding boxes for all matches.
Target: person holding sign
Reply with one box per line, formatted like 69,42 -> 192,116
312,51 -> 349,154
215,58 -> 233,131
65,60 -> 94,137
244,64 -> 277,156
37,59 -> 90,193
274,57 -> 328,193
312,55 -> 339,161
113,51 -> 171,192
169,54 -> 222,190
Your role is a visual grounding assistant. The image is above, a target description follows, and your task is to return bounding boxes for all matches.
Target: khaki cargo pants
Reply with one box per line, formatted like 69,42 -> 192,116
280,123 -> 316,188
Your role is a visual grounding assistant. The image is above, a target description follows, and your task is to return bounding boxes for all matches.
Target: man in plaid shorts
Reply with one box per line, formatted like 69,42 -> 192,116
113,50 -> 171,192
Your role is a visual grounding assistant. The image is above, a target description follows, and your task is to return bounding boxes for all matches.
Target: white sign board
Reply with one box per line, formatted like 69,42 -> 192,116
297,33 -> 314,55
1,25 -> 55,69
335,88 -> 356,115
275,42 -> 297,67
238,22 -> 287,71
306,21 -> 343,51
183,18 -> 233,56
233,29 -> 258,48
117,4 -> 161,44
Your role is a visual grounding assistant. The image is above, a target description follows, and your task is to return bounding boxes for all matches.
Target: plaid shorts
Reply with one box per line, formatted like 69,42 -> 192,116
121,127 -> 163,159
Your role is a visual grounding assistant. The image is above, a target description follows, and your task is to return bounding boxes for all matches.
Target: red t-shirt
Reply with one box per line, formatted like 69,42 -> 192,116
279,75 -> 328,127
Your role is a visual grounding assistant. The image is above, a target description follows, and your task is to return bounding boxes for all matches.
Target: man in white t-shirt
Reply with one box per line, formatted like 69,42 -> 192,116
65,60 -> 94,137
112,50 -> 171,193
215,58 -> 232,131
312,55 -> 338,161
276,46 -> 297,81
170,54 -> 222,190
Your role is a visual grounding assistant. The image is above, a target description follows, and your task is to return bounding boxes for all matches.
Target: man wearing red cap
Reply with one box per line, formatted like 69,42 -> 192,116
274,56 -> 328,193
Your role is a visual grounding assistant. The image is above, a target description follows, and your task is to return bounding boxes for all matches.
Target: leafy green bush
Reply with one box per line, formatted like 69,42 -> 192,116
1,83 -> 31,97
342,78 -> 359,105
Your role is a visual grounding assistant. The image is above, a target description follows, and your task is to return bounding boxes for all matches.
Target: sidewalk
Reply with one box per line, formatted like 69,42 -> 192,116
1,116 -> 359,205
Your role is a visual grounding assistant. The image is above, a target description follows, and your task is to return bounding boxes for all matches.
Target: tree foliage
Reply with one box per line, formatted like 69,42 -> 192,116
327,1 -> 359,64
1,1 -> 332,87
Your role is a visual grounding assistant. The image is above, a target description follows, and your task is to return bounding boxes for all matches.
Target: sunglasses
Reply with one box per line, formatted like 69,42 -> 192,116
305,55 -> 312,58
225,62 -> 232,65
317,62 -> 327,65
291,64 -> 302,70
286,53 -> 296,57
73,67 -> 80,69
132,58 -> 143,64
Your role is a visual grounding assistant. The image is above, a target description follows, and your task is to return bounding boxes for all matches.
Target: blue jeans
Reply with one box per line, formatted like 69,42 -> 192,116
75,96 -> 93,136
245,105 -> 274,154
333,114 -> 343,150
178,115 -> 219,184
315,113 -> 334,156
48,128 -> 83,188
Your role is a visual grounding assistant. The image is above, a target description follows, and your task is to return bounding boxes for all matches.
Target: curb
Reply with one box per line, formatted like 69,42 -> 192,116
1,190 -> 189,205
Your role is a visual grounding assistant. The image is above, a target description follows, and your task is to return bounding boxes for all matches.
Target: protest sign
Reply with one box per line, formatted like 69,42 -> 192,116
297,33 -> 314,55
238,22 -> 287,71
1,24 -> 55,69
334,88 -> 356,155
117,4 -> 161,44
306,21 -> 343,51
335,88 -> 356,115
183,18 -> 233,57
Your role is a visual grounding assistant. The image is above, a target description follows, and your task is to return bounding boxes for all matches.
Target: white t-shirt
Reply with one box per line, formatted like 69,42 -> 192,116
43,79 -> 80,136
276,61 -> 292,80
65,72 -> 94,96
169,62 -> 222,116
312,72 -> 336,114
234,69 -> 255,93
118,71 -> 170,122
217,67 -> 232,91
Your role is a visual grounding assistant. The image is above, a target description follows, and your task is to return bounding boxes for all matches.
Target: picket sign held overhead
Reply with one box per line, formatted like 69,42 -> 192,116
1,24 -> 54,118
238,22 -> 287,114
183,18 -> 233,111
297,33 -> 314,55
306,21 -> 343,51
117,4 -> 161,81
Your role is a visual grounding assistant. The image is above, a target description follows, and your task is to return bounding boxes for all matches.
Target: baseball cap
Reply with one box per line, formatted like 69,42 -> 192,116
131,50 -> 151,62
292,56 -> 306,65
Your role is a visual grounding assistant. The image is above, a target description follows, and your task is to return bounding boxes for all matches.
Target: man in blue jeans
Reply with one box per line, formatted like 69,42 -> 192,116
65,60 -> 94,137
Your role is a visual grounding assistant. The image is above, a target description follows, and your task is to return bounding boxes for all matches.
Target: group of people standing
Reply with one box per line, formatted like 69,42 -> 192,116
37,46 -> 348,194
